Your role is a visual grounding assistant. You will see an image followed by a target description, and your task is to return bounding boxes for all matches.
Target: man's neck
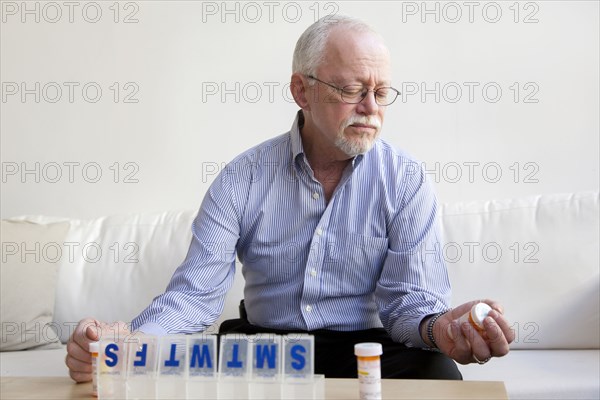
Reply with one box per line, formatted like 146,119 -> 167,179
300,115 -> 352,170
299,118 -> 352,202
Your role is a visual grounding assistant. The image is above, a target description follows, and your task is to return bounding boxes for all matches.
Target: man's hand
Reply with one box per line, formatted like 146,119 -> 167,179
429,299 -> 515,365
65,318 -> 131,382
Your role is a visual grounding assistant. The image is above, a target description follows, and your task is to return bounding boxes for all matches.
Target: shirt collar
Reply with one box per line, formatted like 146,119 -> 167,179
290,110 -> 305,161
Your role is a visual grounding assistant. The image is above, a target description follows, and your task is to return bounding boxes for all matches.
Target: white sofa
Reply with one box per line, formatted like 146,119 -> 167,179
1,191 -> 599,399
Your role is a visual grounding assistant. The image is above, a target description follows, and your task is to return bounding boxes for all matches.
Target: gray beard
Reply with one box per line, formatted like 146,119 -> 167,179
335,134 -> 376,156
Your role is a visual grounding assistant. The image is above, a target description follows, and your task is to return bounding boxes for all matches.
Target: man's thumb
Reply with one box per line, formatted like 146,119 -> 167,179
85,323 -> 100,341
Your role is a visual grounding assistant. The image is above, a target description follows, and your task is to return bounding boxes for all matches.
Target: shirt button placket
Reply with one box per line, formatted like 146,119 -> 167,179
302,197 -> 327,328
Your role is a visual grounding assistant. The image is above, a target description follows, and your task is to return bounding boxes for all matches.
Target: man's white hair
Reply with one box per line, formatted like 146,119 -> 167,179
292,15 -> 379,77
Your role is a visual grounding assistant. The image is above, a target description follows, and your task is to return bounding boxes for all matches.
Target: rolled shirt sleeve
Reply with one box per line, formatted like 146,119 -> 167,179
375,162 -> 451,348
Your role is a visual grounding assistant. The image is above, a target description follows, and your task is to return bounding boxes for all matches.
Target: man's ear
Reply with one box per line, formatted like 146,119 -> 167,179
290,73 -> 311,110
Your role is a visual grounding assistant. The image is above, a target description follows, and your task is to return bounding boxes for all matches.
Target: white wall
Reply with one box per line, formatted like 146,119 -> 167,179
1,1 -> 598,219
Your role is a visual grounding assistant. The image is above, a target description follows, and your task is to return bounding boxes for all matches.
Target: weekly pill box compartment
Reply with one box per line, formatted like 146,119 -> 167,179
96,334 -> 323,400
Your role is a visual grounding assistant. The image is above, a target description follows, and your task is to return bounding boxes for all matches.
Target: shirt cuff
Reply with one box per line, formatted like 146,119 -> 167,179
391,314 -> 430,348
410,314 -> 430,348
136,322 -> 168,336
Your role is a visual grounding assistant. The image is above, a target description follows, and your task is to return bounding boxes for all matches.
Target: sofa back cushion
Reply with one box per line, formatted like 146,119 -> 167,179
52,211 -> 196,343
1,220 -> 69,350
9,191 -> 597,349
442,191 -> 599,349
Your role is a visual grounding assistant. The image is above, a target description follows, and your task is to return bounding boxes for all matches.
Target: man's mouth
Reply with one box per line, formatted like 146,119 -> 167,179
350,123 -> 377,130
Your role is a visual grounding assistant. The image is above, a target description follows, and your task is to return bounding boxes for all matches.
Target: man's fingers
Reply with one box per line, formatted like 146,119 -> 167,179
86,324 -> 100,341
72,319 -> 99,350
65,353 -> 93,374
69,369 -> 92,383
66,339 -> 92,364
449,302 -> 476,319
483,299 -> 504,315
441,300 -> 512,365
483,316 -> 511,357
446,321 -> 472,364
461,322 -> 490,362
66,318 -> 101,383
488,309 -> 516,344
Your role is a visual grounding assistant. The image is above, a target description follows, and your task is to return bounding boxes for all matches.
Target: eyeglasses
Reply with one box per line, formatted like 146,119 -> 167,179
307,75 -> 400,106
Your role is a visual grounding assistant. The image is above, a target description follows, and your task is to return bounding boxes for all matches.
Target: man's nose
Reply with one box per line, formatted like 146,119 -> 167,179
356,90 -> 379,115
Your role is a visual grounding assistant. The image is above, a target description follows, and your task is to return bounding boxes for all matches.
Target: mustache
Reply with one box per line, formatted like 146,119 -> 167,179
343,115 -> 382,130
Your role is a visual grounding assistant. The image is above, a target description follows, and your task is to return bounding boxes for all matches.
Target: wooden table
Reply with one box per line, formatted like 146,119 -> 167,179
1,376 -> 508,399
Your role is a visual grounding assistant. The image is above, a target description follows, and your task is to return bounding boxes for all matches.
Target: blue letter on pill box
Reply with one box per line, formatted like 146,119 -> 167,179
127,335 -> 159,378
159,335 -> 187,377
188,335 -> 217,378
283,334 -> 314,379
98,340 -> 127,399
219,334 -> 250,378
104,343 -> 120,368
252,334 -> 282,379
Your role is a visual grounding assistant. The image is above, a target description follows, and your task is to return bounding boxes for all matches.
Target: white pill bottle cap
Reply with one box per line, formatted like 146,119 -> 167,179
354,342 -> 383,357
464,302 -> 493,329
89,342 -> 99,352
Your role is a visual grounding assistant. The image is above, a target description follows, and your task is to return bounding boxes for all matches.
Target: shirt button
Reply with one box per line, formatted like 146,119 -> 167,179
316,228 -> 323,236
312,192 -> 320,200
309,268 -> 317,277
305,305 -> 313,313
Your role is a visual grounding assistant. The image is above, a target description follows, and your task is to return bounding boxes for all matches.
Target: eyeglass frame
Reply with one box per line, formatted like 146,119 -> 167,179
306,75 -> 400,106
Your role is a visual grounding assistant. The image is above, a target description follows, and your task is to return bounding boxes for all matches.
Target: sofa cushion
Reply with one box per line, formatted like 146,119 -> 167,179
0,346 -> 68,377
458,349 -> 600,400
1,220 -> 69,351
52,210 -> 197,343
441,191 -> 599,349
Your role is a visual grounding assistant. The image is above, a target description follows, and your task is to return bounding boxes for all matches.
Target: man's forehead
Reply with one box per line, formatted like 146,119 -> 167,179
322,28 -> 390,64
319,28 -> 391,83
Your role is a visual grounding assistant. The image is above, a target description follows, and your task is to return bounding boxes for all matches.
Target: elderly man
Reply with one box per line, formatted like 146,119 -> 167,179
66,16 -> 514,381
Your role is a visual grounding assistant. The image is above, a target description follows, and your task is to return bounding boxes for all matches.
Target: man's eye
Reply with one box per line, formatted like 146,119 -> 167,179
342,87 -> 364,96
376,88 -> 390,98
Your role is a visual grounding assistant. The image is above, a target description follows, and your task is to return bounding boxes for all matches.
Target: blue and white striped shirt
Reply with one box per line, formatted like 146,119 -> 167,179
132,111 -> 451,348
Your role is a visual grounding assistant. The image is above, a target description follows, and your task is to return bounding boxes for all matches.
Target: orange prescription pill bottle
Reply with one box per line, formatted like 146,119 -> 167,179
459,302 -> 492,332
354,342 -> 383,400
89,341 -> 99,397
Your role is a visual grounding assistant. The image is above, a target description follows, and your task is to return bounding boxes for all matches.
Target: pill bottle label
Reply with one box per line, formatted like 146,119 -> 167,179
91,352 -> 98,396
89,342 -> 99,397
357,357 -> 382,400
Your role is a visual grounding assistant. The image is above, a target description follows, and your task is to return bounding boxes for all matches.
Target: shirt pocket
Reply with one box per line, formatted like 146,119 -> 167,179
323,233 -> 389,297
